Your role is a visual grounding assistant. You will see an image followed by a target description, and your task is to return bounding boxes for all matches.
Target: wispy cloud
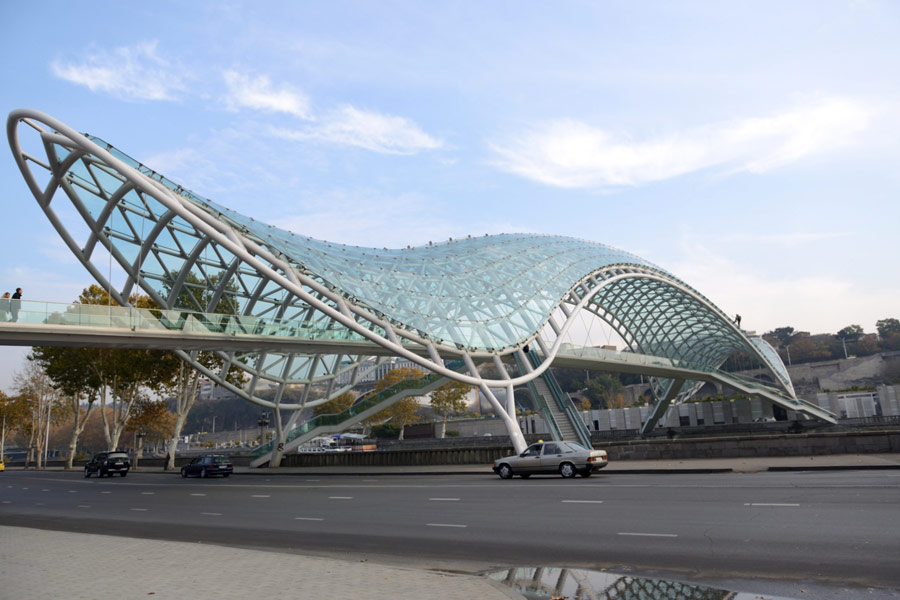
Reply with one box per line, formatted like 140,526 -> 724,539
490,96 -> 873,189
223,70 -> 312,119
271,105 -> 443,154
718,231 -> 853,246
51,41 -> 186,101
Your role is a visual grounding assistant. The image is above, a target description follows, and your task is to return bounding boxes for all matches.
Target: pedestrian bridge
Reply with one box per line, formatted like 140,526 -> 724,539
5,108 -> 835,466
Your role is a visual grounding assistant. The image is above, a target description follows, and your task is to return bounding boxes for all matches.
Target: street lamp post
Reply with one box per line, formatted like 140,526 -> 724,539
258,412 -> 269,446
134,429 -> 146,470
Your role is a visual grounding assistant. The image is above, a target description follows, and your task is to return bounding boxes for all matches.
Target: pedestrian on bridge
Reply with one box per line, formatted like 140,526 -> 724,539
11,288 -> 22,322
0,292 -> 9,322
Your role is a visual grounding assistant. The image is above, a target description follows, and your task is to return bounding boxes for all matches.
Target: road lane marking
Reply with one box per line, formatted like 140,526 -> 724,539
305,479 -> 320,482
35,503 -> 45,506
429,498 -> 460,501
295,517 -> 324,521
201,512 -> 222,516
427,523 -> 467,528
562,500 -> 603,504
42,489 -> 49,492
251,494 -> 271,498
67,490 -> 76,493
100,491 -> 112,494
78,505 -> 91,508
190,493 -> 206,496
617,532 -> 677,538
329,496 -> 353,500
130,508 -> 148,512
141,492 -> 155,495
744,503 -> 800,507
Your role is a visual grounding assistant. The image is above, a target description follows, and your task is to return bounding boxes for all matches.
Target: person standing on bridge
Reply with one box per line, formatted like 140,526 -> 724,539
10,288 -> 22,322
0,292 -> 9,322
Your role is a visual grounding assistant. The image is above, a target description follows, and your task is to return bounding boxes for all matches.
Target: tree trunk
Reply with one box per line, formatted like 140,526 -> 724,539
440,416 -> 447,439
166,411 -> 187,471
65,400 -> 95,470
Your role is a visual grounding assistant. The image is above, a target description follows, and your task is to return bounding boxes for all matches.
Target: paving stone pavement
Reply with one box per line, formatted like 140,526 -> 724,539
0,525 -> 520,600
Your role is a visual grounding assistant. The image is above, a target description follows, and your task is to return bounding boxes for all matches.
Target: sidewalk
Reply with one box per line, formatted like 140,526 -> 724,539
0,525 -> 520,600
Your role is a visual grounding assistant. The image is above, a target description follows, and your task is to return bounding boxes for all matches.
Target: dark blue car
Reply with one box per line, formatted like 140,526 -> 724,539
180,455 -> 233,478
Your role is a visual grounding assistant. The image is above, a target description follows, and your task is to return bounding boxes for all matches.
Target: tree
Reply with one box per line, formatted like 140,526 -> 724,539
313,392 -> 356,416
876,318 -> 900,351
126,399 -> 175,468
836,324 -> 864,359
29,345 -> 102,469
429,380 -> 472,438
0,391 -> 31,461
876,318 -> 900,337
73,285 -> 179,453
14,361 -> 66,469
366,367 -> 425,440
769,327 -> 795,347
580,375 -> 623,409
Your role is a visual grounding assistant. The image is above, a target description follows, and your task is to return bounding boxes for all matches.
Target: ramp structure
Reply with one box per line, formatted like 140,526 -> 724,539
6,109 -> 834,465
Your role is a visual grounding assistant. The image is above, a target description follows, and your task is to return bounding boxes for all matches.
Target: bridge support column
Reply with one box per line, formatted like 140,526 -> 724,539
640,378 -> 685,437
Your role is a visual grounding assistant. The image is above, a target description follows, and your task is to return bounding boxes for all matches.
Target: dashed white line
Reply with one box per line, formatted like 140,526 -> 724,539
329,496 -> 353,500
130,508 -> 148,512
427,523 -> 467,528
617,532 -> 677,538
42,489 -> 50,492
190,493 -> 206,497
744,503 -> 800,507
201,512 -> 222,516
77,505 -> 91,508
295,517 -> 324,521
305,479 -> 320,482
141,492 -> 155,495
562,500 -> 603,504
67,490 -> 76,493
251,494 -> 270,498
1,501 -> 10,504
429,498 -> 460,501
100,491 -> 112,494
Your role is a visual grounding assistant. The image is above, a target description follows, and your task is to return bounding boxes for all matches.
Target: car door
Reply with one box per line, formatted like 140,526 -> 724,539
515,443 -> 544,474
90,453 -> 106,474
539,442 -> 563,473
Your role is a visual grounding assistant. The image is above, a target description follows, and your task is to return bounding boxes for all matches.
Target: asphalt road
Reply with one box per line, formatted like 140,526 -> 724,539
2,468 -> 898,591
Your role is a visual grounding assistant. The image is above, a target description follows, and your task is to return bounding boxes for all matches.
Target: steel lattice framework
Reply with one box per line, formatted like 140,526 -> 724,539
7,109 -> 806,454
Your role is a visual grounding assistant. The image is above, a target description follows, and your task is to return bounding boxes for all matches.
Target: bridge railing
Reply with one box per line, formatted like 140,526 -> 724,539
0,299 -> 382,343
251,360 -> 466,458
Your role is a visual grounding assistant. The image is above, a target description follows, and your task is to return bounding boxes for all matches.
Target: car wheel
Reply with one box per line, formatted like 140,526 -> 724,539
181,469 -> 187,478
200,469 -> 207,478
559,462 -> 576,478
579,469 -> 592,478
84,468 -> 91,478
497,464 -> 513,479
97,469 -> 104,478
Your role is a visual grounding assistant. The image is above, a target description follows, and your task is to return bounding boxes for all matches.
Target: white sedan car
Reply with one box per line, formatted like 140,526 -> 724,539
492,441 -> 608,479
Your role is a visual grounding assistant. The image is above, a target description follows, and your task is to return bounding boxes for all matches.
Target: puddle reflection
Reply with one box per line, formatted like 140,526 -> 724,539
487,567 -> 797,600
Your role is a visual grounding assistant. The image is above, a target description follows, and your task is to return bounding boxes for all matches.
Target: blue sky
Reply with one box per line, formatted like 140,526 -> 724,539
1,1 -> 898,390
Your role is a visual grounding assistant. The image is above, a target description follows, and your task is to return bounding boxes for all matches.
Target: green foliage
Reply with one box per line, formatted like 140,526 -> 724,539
444,430 -> 460,437
371,423 -> 401,439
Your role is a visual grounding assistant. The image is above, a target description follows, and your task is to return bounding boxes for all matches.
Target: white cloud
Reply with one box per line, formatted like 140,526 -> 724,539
223,71 -> 312,119
51,41 -> 186,101
272,105 -> 442,154
717,231 -> 852,246
666,240 -> 899,336
490,96 -> 873,189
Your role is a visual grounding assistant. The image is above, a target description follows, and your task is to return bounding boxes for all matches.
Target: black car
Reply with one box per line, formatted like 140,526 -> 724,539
181,455 -> 233,478
84,451 -> 130,478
